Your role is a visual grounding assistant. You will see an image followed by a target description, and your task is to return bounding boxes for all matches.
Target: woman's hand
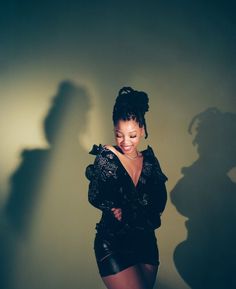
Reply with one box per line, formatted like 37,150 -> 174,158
111,208 -> 122,221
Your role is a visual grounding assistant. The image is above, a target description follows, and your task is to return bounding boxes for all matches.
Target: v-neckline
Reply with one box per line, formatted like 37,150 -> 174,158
108,146 -> 145,189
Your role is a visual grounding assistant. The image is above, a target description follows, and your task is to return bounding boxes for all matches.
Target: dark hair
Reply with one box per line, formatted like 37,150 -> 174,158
112,87 -> 149,138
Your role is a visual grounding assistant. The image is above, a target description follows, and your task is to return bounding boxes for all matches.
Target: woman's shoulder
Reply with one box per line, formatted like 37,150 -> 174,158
142,145 -> 156,159
89,144 -> 122,159
142,145 -> 168,182
88,144 -> 107,156
86,144 -> 119,180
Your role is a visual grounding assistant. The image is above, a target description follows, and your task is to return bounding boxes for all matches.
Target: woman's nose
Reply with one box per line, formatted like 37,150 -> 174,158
122,136 -> 130,144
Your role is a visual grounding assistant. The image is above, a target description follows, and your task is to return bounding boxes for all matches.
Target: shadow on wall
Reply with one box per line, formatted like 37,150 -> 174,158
156,281 -> 176,289
0,81 -> 92,289
170,108 -> 236,289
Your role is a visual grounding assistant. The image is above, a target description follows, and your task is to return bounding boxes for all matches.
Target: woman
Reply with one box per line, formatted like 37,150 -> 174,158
85,87 -> 168,289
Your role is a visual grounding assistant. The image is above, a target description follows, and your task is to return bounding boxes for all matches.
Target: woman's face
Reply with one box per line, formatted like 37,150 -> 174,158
114,119 -> 144,157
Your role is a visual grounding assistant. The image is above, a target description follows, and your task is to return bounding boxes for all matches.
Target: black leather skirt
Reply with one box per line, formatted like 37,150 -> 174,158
94,228 -> 159,277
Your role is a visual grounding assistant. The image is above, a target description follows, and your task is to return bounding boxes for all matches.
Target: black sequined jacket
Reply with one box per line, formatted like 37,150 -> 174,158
85,144 -> 168,236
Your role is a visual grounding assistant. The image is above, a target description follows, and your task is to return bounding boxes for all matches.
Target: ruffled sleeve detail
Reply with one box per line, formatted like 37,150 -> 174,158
144,145 -> 168,182
88,144 -> 105,155
85,164 -> 95,181
85,144 -> 119,212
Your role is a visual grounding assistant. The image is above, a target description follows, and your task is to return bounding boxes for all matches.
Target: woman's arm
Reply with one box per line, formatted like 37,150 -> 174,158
86,152 -> 118,212
138,179 -> 167,230
120,182 -> 167,230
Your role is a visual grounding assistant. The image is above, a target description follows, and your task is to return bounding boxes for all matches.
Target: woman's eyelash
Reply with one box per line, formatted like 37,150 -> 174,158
115,135 -> 137,138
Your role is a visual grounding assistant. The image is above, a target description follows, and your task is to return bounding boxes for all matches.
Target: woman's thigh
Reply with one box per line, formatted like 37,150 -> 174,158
102,264 -> 149,289
139,263 -> 158,289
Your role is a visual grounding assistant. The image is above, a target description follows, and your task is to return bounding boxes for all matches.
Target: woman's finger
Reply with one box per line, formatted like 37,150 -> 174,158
111,208 -> 122,220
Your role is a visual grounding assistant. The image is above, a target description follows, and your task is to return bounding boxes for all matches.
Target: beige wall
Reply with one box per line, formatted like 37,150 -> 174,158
1,75 -> 235,289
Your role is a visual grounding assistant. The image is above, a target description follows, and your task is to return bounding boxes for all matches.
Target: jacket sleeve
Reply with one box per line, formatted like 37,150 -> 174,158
85,152 -> 118,212
150,154 -> 168,214
139,174 -> 167,230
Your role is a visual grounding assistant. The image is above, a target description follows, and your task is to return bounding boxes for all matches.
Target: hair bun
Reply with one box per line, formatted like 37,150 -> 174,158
116,86 -> 149,115
113,86 -> 150,138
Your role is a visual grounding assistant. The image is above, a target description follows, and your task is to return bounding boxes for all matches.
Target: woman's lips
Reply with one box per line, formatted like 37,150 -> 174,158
121,145 -> 132,152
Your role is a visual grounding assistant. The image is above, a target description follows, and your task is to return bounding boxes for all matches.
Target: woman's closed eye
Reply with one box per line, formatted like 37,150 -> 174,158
115,133 -> 137,138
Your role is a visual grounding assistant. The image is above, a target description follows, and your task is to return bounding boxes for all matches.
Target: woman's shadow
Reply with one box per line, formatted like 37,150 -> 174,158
0,80 -> 92,289
170,107 -> 236,289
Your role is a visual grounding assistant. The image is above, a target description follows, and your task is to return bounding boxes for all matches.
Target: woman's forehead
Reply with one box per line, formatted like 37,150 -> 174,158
115,119 -> 141,131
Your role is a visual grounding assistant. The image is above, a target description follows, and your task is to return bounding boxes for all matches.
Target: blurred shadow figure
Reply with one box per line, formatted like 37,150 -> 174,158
0,81 -> 91,289
5,81 -> 90,236
170,108 -> 236,289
